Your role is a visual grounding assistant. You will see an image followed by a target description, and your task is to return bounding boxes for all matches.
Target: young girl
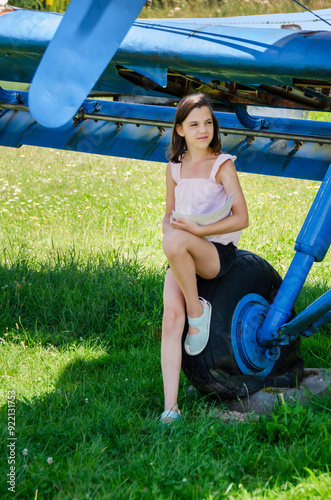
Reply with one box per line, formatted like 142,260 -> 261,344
160,93 -> 249,423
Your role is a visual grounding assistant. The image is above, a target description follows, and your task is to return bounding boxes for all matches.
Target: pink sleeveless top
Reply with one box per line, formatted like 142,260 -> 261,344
171,153 -> 241,247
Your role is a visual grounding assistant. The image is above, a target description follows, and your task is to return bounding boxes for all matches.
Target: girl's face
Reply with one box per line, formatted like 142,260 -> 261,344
176,106 -> 214,150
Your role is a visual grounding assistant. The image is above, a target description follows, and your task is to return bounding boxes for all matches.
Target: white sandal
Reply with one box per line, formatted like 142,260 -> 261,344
160,409 -> 181,423
184,298 -> 212,356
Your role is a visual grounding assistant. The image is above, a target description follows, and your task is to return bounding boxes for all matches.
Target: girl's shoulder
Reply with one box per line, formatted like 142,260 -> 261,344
214,152 -> 237,166
169,161 -> 181,183
211,153 -> 237,180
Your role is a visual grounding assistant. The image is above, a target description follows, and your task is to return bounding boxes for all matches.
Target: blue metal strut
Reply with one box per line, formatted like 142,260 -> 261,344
258,162 -> 331,345
234,105 -> 266,130
279,290 -> 331,339
232,163 -> 331,375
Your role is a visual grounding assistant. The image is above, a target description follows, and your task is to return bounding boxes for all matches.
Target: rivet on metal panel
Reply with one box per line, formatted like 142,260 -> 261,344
246,136 -> 255,146
288,140 -> 303,157
73,107 -> 84,127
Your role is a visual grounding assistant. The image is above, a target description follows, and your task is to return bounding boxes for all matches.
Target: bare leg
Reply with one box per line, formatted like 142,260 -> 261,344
161,268 -> 186,412
162,228 -> 220,332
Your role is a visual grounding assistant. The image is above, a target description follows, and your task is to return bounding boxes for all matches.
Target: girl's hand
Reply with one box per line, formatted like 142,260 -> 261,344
170,216 -> 202,236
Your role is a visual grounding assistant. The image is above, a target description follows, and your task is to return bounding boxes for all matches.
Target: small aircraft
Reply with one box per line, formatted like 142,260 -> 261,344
0,0 -> 330,396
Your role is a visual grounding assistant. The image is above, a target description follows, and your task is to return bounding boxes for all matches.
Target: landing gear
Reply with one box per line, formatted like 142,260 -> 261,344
181,250 -> 303,399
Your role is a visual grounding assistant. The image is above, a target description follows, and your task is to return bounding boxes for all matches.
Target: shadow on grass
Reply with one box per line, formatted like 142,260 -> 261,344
1,349 -> 331,499
0,248 -> 329,350
0,250 -> 330,498
0,249 -> 165,349
0,349 -> 165,499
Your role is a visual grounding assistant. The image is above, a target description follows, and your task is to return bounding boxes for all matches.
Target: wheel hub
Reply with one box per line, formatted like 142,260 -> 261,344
231,294 -> 281,377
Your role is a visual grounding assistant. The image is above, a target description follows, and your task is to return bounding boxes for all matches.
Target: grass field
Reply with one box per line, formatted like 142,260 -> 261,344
139,0 -> 331,19
0,144 -> 330,499
11,0 -> 331,16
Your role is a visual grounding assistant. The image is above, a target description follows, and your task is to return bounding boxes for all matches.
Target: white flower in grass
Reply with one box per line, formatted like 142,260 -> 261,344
22,448 -> 28,456
85,398 -> 89,403
182,478 -> 187,482
47,457 -> 54,464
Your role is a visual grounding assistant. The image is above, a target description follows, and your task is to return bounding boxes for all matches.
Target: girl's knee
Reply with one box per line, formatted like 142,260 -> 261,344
162,305 -> 185,335
162,229 -> 187,259
162,229 -> 178,253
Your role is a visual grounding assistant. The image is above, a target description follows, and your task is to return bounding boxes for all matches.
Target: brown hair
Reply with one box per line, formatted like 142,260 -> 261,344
167,93 -> 221,162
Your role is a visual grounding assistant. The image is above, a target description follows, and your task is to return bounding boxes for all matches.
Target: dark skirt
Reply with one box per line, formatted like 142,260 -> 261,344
208,241 -> 236,279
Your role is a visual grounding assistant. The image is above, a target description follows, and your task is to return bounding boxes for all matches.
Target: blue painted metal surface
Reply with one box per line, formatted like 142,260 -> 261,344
234,105 -> 265,130
279,290 -> 331,339
231,294 -> 280,377
0,97 -> 330,181
0,86 -> 23,103
257,163 -> 331,343
0,10 -> 331,98
164,9 -> 331,31
295,169 -> 331,262
29,0 -> 147,128
231,163 -> 331,374
304,310 -> 331,337
257,253 -> 316,346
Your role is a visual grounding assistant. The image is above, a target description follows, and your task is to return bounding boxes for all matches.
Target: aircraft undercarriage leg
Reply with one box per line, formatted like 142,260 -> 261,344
231,163 -> 331,376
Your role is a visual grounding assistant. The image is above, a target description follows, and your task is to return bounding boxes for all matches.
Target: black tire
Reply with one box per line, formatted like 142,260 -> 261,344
181,250 -> 303,399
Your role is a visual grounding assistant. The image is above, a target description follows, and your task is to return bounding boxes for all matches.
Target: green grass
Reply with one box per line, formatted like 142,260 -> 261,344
9,0 -> 331,18
139,0 -> 331,19
9,0 -> 331,17
0,145 -> 330,499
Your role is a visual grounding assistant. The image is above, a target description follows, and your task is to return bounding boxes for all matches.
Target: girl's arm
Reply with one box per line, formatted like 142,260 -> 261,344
162,162 -> 176,234
171,160 -> 248,237
211,158 -> 249,232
